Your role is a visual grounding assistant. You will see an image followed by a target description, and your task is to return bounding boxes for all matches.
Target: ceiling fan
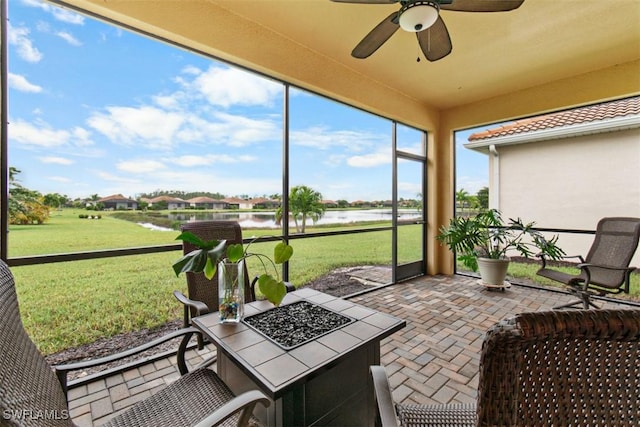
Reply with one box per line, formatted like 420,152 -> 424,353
330,0 -> 524,61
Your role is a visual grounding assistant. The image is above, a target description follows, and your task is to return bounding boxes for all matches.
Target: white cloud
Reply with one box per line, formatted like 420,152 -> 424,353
347,151 -> 391,168
22,0 -> 85,25
173,154 -> 257,167
153,94 -> 182,110
87,101 -> 280,150
186,65 -> 282,108
8,23 -> 43,63
8,73 -> 42,93
55,31 -> 82,46
87,106 -> 186,150
116,159 -> 166,174
10,119 -> 70,148
39,156 -> 74,165
96,171 -> 142,184
291,126 -> 383,152
9,119 -> 99,158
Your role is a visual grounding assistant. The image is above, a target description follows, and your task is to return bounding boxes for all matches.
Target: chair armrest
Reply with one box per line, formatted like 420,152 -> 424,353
537,254 -> 584,269
370,366 -> 400,427
53,327 -> 199,394
173,290 -> 210,317
577,263 -> 635,273
193,390 -> 271,427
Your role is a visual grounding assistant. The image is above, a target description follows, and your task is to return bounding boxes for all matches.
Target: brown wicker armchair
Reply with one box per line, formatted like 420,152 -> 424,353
371,309 -> 640,427
0,260 -> 269,427
537,217 -> 640,309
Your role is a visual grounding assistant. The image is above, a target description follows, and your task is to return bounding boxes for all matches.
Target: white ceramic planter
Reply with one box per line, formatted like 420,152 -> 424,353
477,257 -> 510,286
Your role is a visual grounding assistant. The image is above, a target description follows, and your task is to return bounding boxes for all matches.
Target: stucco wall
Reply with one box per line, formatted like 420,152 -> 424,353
490,128 -> 640,265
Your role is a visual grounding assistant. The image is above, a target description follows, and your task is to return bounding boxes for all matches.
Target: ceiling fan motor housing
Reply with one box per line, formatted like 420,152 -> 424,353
399,1 -> 440,32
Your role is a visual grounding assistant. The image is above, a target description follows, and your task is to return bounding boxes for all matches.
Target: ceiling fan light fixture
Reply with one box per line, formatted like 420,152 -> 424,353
399,1 -> 439,33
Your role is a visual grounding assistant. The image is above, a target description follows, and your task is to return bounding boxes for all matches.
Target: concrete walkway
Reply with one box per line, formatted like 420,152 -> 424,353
68,274 -> 628,425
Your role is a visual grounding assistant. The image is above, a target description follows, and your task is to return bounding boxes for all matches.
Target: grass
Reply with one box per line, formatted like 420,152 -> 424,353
11,209 -> 638,355
9,209 -> 405,354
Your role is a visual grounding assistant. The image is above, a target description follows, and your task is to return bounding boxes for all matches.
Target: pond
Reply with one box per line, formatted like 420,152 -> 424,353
165,209 -> 422,229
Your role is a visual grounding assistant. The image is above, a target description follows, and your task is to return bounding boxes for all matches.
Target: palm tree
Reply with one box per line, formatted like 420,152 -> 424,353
289,185 -> 325,233
456,188 -> 471,214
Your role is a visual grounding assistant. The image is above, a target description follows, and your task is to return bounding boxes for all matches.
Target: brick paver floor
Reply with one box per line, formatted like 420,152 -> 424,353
68,274 -> 629,426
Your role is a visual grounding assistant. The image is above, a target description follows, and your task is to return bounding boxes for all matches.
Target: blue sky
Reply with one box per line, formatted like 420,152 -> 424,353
7,0 -> 488,202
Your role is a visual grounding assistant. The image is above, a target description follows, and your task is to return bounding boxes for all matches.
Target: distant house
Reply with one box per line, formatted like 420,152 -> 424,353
248,197 -> 280,209
222,197 -> 244,210
148,196 -> 188,210
98,194 -> 138,210
321,200 -> 338,208
465,96 -> 640,265
187,196 -> 227,210
350,200 -> 371,208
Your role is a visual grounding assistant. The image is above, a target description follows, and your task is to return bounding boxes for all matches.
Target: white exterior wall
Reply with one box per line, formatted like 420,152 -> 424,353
489,128 -> 640,265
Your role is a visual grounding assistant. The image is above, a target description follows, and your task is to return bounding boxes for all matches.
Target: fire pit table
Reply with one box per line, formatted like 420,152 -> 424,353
192,287 -> 406,427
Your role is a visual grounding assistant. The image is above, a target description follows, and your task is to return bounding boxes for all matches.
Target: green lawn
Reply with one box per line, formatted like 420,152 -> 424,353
9,209 -> 638,355
9,209 -> 399,354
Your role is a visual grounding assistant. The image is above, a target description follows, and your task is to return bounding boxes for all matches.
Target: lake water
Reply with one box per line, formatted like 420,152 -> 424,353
165,209 -> 422,229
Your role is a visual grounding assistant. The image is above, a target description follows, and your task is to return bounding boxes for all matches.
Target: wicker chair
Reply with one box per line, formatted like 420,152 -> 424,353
0,259 -> 269,427
537,217 -> 640,309
371,308 -> 640,427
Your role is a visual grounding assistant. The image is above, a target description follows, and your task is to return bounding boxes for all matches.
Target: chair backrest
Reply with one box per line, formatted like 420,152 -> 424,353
476,309 -> 640,426
180,221 -> 254,314
584,217 -> 640,289
0,260 -> 74,426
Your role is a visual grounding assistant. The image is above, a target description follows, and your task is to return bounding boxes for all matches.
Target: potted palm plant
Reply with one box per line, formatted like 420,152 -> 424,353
436,209 -> 565,287
172,232 -> 293,322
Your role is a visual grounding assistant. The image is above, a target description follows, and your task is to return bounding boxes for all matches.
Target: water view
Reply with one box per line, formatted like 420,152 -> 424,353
165,209 -> 422,229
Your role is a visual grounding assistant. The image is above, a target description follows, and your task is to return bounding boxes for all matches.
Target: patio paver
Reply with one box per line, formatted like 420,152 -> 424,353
68,274 -> 630,426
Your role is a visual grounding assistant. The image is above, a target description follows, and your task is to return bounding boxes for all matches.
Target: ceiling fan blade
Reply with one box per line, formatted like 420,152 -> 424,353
331,0 -> 398,4
352,12 -> 400,59
440,0 -> 524,12
416,16 -> 452,61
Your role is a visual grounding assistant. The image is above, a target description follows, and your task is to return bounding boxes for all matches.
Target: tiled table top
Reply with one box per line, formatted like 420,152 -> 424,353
192,287 -> 406,399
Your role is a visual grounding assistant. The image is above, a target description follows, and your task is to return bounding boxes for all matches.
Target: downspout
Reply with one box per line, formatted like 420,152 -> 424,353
489,144 -> 499,210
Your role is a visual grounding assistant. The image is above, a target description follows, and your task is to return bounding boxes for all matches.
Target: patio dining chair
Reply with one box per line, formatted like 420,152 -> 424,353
371,308 -> 640,427
0,259 -> 269,427
536,217 -> 640,309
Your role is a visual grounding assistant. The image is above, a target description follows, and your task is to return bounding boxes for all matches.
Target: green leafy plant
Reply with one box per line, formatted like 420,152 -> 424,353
172,232 -> 293,306
436,209 -> 565,272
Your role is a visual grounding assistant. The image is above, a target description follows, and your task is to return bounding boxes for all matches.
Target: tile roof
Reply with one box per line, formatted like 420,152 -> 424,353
187,196 -> 220,203
468,96 -> 640,142
98,194 -> 135,202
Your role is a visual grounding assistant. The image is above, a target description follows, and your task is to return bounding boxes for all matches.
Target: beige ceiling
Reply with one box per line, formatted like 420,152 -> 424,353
53,0 -> 640,128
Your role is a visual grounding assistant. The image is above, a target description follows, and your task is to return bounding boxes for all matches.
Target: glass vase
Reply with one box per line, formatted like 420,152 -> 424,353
218,259 -> 244,323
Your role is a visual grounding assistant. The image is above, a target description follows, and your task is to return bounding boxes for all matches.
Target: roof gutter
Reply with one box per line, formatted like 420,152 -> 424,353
464,115 -> 640,152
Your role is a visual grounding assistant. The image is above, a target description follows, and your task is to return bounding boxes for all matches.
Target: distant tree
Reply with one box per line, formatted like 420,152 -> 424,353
8,167 -> 49,225
456,189 -> 471,213
336,199 -> 349,208
477,187 -> 489,209
150,200 -> 168,211
286,185 -> 326,233
43,193 -> 68,209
